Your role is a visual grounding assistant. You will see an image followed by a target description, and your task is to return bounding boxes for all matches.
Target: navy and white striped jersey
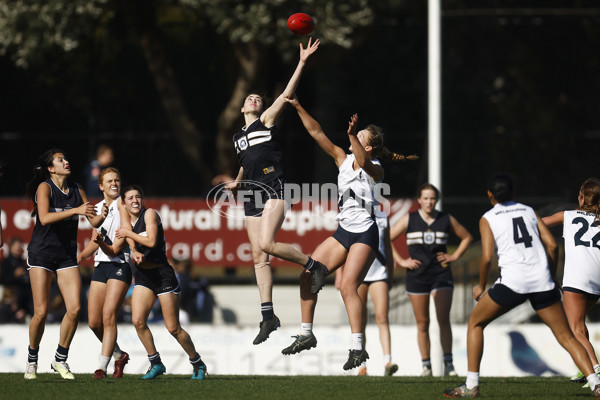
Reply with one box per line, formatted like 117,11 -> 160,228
233,118 -> 284,183
27,178 -> 83,259
406,210 -> 451,277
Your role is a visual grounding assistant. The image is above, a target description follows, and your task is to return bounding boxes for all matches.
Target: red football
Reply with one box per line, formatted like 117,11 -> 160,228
287,13 -> 315,35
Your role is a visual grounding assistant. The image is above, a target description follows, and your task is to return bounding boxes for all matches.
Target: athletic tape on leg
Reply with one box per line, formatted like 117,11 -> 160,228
254,261 -> 273,286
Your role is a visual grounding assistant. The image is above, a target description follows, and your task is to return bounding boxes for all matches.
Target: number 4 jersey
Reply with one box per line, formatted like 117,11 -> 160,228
562,210 -> 600,295
483,201 -> 554,293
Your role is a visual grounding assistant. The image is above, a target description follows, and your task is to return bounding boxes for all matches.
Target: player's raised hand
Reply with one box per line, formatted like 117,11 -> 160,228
347,114 -> 359,136
299,37 -> 320,63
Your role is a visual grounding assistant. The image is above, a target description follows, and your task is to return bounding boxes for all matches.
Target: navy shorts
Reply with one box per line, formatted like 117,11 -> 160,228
92,261 -> 132,285
563,286 -> 600,303
242,178 -> 285,217
332,222 -> 379,253
406,268 -> 454,294
27,253 -> 78,272
488,283 -> 561,311
134,264 -> 181,296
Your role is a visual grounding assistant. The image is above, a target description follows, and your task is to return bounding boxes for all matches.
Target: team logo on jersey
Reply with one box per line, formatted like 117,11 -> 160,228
263,166 -> 275,174
423,231 -> 435,245
237,137 -> 248,150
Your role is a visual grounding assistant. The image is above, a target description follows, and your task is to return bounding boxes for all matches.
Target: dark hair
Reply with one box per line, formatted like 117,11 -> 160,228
579,178 -> 600,217
366,125 -> 419,162
488,173 -> 513,203
25,149 -> 66,217
417,183 -> 440,199
121,184 -> 144,201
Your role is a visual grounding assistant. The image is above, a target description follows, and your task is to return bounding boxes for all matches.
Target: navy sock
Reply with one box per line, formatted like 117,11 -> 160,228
28,346 -> 39,364
190,354 -> 202,365
422,358 -> 432,368
261,302 -> 274,321
148,352 -> 162,366
444,353 -> 453,364
304,257 -> 316,271
55,345 -> 68,363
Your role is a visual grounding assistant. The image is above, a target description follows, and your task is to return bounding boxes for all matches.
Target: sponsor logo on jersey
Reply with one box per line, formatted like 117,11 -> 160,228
263,166 -> 275,174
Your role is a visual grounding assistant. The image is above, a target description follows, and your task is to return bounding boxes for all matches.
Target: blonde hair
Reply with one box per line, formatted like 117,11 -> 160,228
366,125 -> 418,162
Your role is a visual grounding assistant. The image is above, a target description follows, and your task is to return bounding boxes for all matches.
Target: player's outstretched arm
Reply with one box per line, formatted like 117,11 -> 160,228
262,38 -> 320,126
285,95 -> 346,166
541,211 -> 564,228
347,114 -> 383,182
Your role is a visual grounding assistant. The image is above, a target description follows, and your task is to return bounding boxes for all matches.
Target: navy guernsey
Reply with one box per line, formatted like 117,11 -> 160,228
131,208 -> 169,265
27,178 -> 83,259
406,211 -> 451,277
233,118 -> 284,183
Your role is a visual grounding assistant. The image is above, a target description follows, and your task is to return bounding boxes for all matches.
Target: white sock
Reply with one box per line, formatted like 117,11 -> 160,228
300,323 -> 313,336
594,364 -> 600,374
360,361 -> 367,368
587,373 -> 600,391
466,371 -> 480,389
383,354 -> 392,364
113,343 -> 123,360
98,355 -> 111,371
351,333 -> 363,351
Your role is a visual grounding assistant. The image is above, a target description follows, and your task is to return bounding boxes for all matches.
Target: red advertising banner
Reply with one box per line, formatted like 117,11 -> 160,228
0,198 -> 416,266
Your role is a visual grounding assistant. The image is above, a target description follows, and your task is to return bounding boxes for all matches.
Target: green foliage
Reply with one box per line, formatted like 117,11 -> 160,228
0,374 -> 591,400
0,0 -> 108,67
1,0 -> 374,68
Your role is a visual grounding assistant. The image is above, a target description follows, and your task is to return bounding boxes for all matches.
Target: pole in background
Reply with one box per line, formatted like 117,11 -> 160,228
428,0 -> 442,209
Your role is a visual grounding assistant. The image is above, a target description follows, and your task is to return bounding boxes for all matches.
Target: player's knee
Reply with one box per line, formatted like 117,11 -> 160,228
65,304 -> 81,320
375,313 -> 389,326
132,316 -> 147,331
32,310 -> 48,325
88,318 -> 102,332
167,324 -> 182,337
258,238 -> 274,254
416,318 -> 430,330
102,313 -> 117,328
339,284 -> 357,300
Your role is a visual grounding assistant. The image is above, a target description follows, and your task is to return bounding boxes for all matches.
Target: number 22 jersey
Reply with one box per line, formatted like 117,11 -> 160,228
562,210 -> 600,295
483,201 -> 554,293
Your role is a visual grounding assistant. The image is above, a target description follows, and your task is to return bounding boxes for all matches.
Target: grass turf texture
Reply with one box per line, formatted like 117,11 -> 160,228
0,374 -> 595,399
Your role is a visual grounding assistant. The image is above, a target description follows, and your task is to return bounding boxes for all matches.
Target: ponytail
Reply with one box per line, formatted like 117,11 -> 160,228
579,177 -> 600,225
25,149 -> 64,217
366,125 -> 419,162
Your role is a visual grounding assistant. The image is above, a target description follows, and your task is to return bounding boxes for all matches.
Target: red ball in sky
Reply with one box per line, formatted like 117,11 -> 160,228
287,13 -> 315,35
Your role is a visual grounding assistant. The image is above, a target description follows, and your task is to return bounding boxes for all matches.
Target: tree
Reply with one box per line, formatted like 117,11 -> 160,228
0,0 -> 374,182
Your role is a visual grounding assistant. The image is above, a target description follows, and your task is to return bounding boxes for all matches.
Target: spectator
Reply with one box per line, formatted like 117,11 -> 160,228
173,258 -> 213,323
0,286 -> 26,323
0,237 -> 32,317
83,145 -> 115,198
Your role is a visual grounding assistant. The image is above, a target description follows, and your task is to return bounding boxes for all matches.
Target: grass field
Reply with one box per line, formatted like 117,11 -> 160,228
1,374 -> 597,400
